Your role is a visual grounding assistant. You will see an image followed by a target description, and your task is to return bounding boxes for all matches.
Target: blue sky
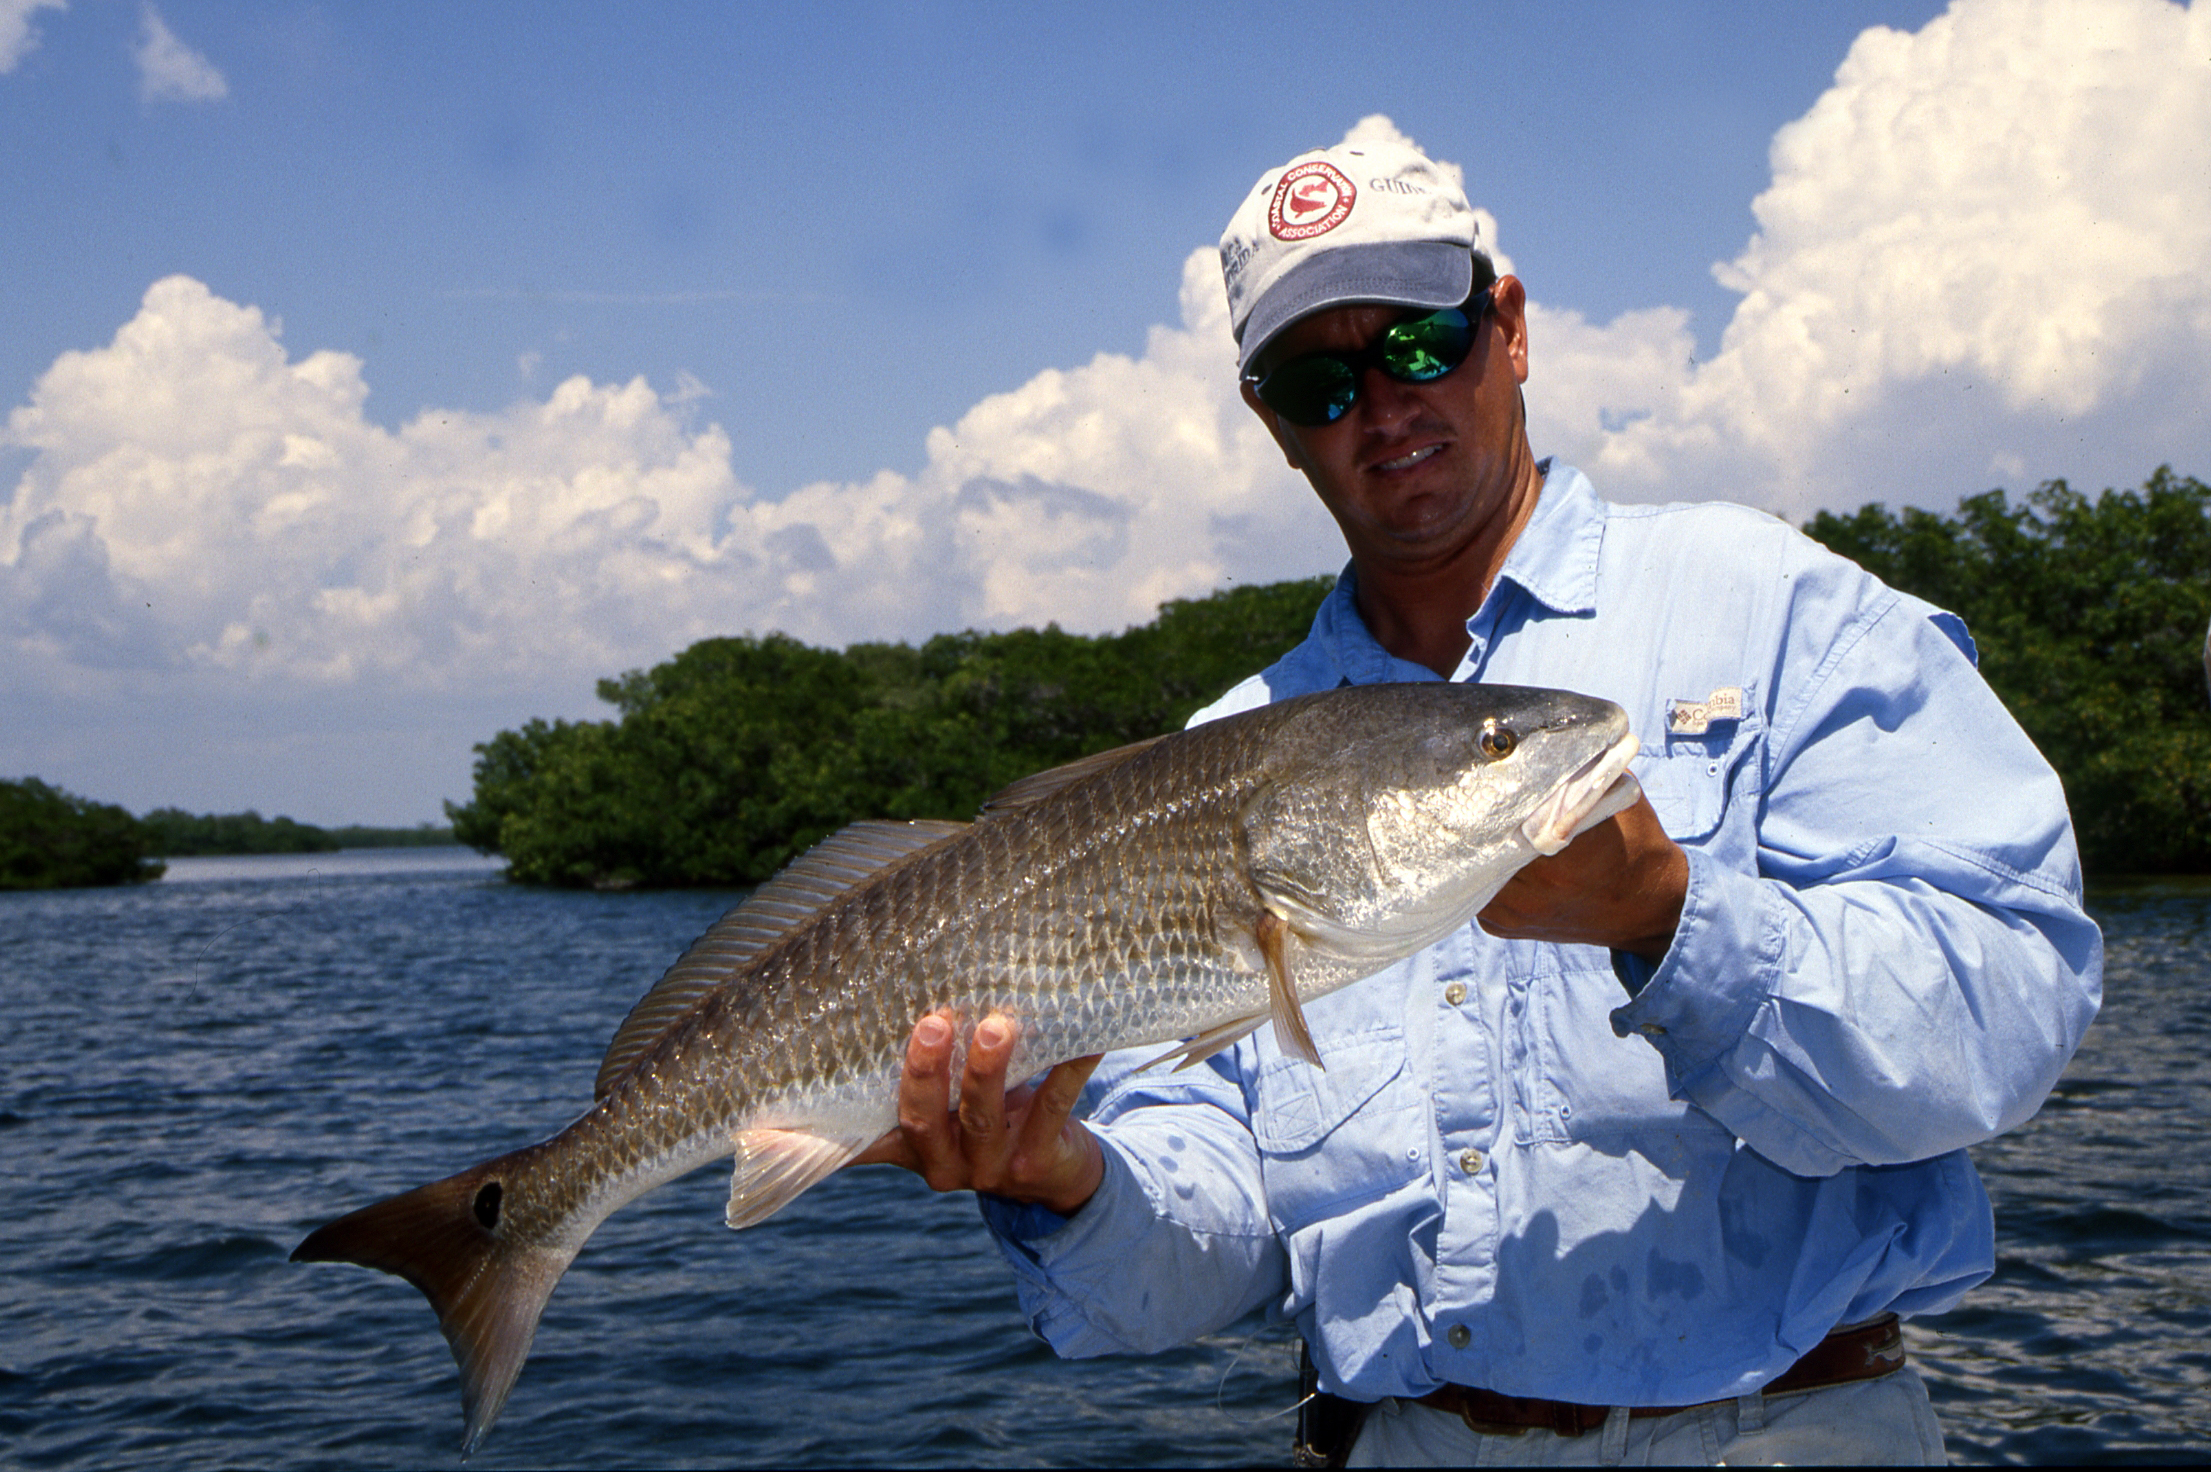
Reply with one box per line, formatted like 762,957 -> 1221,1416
5,1 -> 1949,497
3,0 -> 2206,826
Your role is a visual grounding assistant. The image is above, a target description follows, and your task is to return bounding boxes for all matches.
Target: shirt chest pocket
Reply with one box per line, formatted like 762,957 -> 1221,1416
1252,1031 -> 1423,1233
1637,752 -> 1726,841
1634,709 -> 1761,851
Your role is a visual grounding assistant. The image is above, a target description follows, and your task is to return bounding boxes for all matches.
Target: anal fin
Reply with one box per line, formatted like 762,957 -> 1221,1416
725,1128 -> 873,1229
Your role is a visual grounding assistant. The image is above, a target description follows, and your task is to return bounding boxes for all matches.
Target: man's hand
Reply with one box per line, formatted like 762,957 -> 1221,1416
1478,791 -> 1687,961
851,1012 -> 1108,1216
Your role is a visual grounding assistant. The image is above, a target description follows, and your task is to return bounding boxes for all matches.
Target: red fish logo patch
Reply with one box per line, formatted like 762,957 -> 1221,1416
1269,161 -> 1356,241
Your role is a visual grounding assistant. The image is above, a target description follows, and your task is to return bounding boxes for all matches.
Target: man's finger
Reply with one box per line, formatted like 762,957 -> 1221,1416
957,1013 -> 1017,1145
1476,798 -> 1684,957
897,1012 -> 960,1183
848,1124 -> 913,1171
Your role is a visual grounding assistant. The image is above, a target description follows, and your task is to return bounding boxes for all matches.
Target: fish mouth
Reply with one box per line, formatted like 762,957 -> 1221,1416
1519,731 -> 1641,856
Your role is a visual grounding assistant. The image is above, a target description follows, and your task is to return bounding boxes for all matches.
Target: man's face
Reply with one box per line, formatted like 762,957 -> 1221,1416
1241,275 -> 1533,577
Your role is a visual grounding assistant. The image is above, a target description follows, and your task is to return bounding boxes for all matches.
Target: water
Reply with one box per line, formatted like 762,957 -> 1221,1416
1908,878 -> 2211,1463
0,856 -> 2203,1467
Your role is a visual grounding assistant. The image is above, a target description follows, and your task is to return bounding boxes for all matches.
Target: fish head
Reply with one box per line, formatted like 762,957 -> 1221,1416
1241,684 -> 1637,965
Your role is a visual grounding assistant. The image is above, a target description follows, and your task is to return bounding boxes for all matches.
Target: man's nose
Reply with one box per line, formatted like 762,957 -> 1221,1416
1359,365 -> 1421,430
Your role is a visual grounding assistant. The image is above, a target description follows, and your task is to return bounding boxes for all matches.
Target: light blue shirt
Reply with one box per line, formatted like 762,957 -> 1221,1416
979,464 -> 2101,1408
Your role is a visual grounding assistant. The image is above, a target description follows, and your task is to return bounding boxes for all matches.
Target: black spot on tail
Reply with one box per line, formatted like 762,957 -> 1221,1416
473,1181 -> 502,1230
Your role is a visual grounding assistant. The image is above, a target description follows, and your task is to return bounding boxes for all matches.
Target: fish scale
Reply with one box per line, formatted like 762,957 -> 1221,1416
292,681 -> 1640,1455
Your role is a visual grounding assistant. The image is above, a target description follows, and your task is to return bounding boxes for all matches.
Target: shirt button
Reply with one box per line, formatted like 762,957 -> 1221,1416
1458,1148 -> 1484,1176
1448,1324 -> 1471,1349
1443,981 -> 1467,1006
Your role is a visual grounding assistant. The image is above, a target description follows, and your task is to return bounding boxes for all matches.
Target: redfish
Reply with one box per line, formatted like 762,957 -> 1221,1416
294,682 -> 1639,1453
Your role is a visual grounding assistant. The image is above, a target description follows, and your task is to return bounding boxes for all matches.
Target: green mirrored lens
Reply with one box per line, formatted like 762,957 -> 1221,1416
1379,314 -> 1473,381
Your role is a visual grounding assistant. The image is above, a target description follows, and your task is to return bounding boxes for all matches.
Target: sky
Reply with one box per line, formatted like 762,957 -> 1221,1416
3,0 -> 2207,826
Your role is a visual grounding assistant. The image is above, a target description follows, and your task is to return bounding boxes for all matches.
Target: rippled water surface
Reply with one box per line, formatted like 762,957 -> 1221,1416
1,855 -> 2203,1466
1909,878 -> 2211,1464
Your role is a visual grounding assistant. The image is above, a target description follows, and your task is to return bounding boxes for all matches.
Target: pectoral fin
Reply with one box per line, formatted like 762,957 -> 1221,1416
1135,908 -> 1323,1073
725,1128 -> 873,1229
1258,910 -> 1323,1068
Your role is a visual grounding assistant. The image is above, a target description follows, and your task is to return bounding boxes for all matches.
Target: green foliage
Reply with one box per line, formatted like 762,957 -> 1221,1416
141,808 -> 343,856
448,577 -> 1336,888
1805,468 -> 2211,873
0,778 -> 165,889
324,824 -> 458,848
132,808 -> 452,856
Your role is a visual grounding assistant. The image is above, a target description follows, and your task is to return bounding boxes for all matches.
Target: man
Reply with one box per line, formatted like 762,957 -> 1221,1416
862,138 -> 2101,1464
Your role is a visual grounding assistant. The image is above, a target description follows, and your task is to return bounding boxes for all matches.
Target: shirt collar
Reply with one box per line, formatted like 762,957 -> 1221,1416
1490,460 -> 1603,618
1309,462 -> 1607,684
1311,566 -> 1436,685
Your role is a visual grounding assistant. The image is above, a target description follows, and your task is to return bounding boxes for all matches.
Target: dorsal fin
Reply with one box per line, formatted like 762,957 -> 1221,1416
592,819 -> 969,1098
977,735 -> 1169,817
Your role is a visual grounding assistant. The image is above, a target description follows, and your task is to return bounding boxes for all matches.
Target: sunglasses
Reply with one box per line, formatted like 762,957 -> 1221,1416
1246,288 -> 1493,427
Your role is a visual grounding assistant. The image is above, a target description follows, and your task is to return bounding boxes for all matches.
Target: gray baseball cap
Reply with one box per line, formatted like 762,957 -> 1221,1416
1220,137 -> 1485,374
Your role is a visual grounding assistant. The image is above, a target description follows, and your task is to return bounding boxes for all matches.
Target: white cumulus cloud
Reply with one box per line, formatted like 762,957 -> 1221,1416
0,0 -> 64,74
134,2 -> 225,103
1528,0 -> 2211,517
1,263 -> 1331,705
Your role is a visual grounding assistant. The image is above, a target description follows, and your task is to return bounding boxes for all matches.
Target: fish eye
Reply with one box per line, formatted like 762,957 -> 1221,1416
1478,720 -> 1516,760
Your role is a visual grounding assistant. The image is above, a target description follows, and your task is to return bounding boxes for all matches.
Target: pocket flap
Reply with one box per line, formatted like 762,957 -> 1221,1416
1635,751 -> 1728,842
1252,1037 -> 1407,1155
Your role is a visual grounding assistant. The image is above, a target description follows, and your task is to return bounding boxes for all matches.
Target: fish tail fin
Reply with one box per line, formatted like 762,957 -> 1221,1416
292,1152 -> 576,1457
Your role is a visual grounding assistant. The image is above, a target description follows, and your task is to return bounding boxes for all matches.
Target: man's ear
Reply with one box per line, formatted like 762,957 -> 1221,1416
1239,379 -> 1304,472
1491,275 -> 1531,387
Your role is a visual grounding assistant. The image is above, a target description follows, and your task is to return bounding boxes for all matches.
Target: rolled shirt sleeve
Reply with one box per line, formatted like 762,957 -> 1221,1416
1611,554 -> 2102,1177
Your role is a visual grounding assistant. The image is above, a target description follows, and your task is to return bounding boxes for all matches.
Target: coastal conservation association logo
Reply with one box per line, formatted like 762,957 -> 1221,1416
1269,160 -> 1356,241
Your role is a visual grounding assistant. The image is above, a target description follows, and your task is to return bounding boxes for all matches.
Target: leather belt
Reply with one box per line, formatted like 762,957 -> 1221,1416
1415,1314 -> 1905,1438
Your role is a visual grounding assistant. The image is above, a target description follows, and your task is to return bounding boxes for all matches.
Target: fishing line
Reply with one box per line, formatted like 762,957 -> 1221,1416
181,866 -> 326,1005
1212,1324 -> 1313,1426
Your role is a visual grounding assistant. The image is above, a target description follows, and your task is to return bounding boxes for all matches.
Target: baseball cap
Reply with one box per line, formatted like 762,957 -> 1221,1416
1220,137 -> 1485,374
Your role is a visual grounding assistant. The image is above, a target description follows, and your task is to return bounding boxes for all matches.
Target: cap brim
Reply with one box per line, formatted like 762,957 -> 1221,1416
1238,243 -> 1475,374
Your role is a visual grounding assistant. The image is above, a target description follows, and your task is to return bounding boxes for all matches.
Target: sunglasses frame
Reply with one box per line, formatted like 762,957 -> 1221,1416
1246,287 -> 1495,428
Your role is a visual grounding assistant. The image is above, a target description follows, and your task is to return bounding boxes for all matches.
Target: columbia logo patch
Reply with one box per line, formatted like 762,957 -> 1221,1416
1667,687 -> 1743,736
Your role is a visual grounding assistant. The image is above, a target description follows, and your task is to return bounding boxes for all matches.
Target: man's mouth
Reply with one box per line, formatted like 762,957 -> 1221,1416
1373,443 -> 1442,472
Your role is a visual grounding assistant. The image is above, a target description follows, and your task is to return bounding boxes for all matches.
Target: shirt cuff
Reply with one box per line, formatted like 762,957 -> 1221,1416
976,1136 -> 1178,1351
979,1135 -> 1158,1263
1608,844 -> 1776,1095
